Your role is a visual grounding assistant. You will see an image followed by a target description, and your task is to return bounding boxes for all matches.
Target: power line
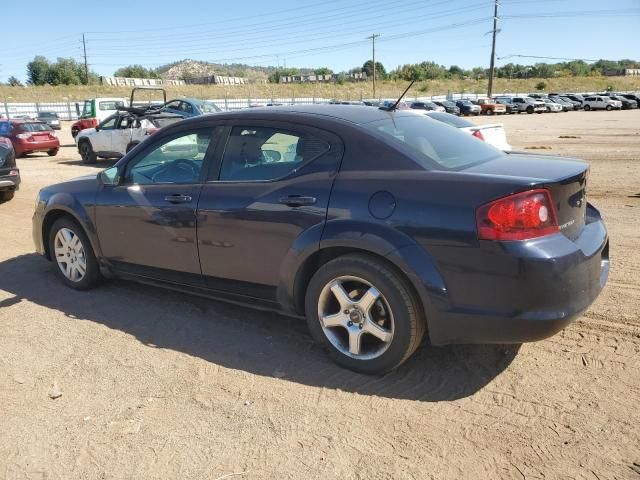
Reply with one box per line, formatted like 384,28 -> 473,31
498,54 -> 602,62
86,2 -> 489,59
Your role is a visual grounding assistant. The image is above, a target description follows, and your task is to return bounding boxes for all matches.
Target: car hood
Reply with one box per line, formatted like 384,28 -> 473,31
41,174 -> 99,197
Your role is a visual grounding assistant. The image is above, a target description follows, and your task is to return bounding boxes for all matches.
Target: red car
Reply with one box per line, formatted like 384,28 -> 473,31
0,120 -> 60,157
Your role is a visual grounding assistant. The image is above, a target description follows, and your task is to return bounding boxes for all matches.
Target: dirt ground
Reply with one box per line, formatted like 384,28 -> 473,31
1,110 -> 639,480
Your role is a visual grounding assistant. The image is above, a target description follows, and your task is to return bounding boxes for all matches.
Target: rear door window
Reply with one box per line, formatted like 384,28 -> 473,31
217,126 -> 329,181
362,115 -> 502,171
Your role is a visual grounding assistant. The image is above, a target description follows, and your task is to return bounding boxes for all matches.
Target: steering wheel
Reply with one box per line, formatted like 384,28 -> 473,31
151,159 -> 199,183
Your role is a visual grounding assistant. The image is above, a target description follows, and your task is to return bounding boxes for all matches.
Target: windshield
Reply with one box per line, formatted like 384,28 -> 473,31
81,100 -> 92,117
99,101 -> 125,111
458,100 -> 473,106
38,112 -> 58,119
198,102 -> 221,113
21,122 -> 52,132
363,115 -> 502,171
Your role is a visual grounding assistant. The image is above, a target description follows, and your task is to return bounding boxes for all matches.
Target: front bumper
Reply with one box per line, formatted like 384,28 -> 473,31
426,205 -> 609,345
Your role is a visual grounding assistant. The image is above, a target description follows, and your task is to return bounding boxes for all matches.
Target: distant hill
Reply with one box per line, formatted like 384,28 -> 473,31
156,59 -> 315,83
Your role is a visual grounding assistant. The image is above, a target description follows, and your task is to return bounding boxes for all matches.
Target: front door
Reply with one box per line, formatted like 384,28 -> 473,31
95,127 -> 221,285
196,123 -> 343,300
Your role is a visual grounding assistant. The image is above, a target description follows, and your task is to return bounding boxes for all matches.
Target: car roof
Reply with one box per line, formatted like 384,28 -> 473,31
183,104 -> 417,125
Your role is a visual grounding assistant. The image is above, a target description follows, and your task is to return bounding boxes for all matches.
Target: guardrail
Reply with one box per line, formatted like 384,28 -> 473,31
2,91 -> 636,120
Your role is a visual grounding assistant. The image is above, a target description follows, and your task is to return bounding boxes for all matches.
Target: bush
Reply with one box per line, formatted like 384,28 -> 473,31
535,81 -> 547,91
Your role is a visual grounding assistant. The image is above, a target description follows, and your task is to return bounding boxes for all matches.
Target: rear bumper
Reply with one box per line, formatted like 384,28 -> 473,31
14,138 -> 60,155
425,204 -> 609,345
0,171 -> 20,191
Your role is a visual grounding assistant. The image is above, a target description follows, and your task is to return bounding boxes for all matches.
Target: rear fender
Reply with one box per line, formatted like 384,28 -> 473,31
278,219 -> 448,343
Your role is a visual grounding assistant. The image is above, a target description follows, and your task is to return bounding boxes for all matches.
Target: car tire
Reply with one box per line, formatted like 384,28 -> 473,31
487,109 -> 494,115
606,105 -> 613,111
79,140 -> 97,164
584,105 -> 591,111
47,148 -> 59,157
305,253 -> 426,374
0,190 -> 15,203
71,128 -> 79,138
48,217 -> 101,290
526,106 -> 534,114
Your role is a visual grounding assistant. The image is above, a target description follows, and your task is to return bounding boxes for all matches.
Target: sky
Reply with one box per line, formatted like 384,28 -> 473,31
1,0 -> 639,82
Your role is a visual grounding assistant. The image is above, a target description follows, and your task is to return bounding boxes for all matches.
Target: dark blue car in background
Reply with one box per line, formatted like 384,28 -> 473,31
160,98 -> 222,117
32,105 -> 609,373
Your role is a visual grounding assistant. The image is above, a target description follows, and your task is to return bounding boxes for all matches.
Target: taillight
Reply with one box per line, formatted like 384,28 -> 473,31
471,129 -> 485,141
476,189 -> 559,241
16,133 -> 32,140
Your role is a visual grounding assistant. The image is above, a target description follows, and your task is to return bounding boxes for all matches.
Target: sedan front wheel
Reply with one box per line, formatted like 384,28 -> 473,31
49,218 -> 101,290
305,254 -> 426,374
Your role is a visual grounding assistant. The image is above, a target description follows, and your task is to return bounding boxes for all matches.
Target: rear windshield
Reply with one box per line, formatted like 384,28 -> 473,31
0,122 -> 10,135
363,115 -> 502,171
38,112 -> 58,118
425,111 -> 474,128
21,122 -> 52,132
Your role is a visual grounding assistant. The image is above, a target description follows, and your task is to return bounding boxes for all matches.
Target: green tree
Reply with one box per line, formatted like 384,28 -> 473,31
313,67 -> 333,75
7,76 -> 23,86
114,64 -> 160,79
535,81 -> 547,91
26,56 -> 50,85
45,58 -> 83,85
362,60 -> 386,80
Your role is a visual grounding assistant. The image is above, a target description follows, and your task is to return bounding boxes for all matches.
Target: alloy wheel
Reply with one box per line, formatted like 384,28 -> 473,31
317,276 -> 394,360
54,228 -> 87,282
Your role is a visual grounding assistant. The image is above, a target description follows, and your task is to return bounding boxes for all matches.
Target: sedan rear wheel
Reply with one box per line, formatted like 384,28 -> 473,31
305,254 -> 425,374
49,218 -> 101,290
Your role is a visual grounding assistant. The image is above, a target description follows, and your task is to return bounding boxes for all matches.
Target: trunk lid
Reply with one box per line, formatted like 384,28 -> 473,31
466,153 -> 589,240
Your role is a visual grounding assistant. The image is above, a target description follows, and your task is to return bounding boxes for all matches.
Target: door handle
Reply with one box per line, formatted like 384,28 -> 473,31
164,194 -> 192,203
279,195 -> 317,207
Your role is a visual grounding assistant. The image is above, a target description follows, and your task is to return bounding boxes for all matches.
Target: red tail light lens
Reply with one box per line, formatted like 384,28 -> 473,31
471,129 -> 485,141
476,189 -> 559,241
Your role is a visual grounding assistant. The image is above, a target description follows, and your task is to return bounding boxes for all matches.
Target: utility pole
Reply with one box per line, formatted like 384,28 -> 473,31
367,34 -> 380,97
82,33 -> 89,85
487,0 -> 499,98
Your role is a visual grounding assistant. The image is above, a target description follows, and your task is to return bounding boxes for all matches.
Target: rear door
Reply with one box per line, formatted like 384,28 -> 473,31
196,121 -> 343,300
92,115 -> 118,153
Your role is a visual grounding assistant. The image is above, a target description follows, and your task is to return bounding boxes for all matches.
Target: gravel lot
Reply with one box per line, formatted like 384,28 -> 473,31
1,110 -> 639,480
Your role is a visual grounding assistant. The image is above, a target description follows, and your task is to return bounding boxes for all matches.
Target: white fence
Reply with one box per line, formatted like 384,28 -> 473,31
2,91 -> 630,120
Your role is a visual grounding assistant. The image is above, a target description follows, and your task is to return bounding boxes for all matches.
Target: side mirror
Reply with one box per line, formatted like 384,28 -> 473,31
261,149 -> 282,163
99,166 -> 121,186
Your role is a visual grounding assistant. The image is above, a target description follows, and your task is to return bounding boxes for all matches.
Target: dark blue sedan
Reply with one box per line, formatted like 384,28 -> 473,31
161,98 -> 221,117
32,105 -> 609,373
